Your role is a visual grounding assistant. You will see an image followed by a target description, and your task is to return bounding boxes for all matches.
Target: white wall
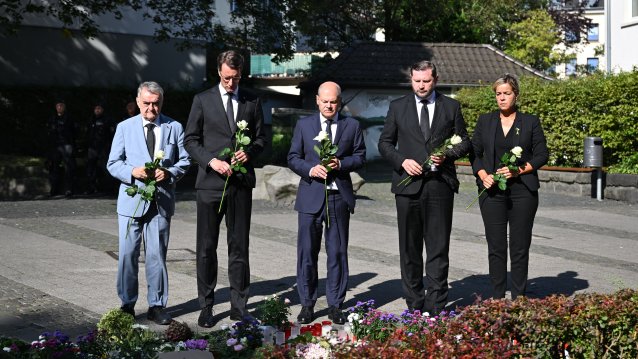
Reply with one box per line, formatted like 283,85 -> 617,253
608,0 -> 638,72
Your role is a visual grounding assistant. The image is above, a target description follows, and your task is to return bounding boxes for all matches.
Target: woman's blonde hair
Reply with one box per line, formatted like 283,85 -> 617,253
492,73 -> 520,96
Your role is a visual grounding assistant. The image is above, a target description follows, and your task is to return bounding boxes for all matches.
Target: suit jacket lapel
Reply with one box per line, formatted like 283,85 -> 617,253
236,89 -> 246,130
430,91 -> 449,143
512,114 -> 522,148
487,112 -> 499,167
333,114 -> 346,145
159,114 -> 172,152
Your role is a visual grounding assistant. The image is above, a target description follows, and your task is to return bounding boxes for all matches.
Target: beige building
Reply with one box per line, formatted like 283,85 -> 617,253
553,0 -> 638,78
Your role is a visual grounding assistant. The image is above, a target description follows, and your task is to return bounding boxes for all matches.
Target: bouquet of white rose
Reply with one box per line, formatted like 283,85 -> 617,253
313,129 -> 338,227
218,120 -> 251,213
398,134 -> 463,187
124,150 -> 165,235
466,146 -> 523,210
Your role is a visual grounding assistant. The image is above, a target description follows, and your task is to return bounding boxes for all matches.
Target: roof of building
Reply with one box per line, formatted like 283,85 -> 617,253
302,41 -> 552,88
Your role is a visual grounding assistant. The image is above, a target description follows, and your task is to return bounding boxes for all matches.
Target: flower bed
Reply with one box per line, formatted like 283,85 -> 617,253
2,289 -> 637,358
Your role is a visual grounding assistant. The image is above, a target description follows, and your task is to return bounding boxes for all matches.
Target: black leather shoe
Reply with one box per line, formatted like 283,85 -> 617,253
328,306 -> 346,325
120,304 -> 135,317
297,306 -> 314,324
198,306 -> 215,328
147,306 -> 172,325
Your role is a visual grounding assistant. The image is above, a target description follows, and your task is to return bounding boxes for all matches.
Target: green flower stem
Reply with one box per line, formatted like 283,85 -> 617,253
126,190 -> 144,240
465,187 -> 487,210
398,155 -> 437,187
219,173 -> 231,214
324,178 -> 330,228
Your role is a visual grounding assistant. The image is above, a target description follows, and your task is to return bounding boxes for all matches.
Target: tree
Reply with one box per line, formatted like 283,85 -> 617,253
505,9 -> 563,71
1,0 -> 592,67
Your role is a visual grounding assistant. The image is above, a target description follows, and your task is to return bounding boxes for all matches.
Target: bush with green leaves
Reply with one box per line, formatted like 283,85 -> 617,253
456,70 -> 638,172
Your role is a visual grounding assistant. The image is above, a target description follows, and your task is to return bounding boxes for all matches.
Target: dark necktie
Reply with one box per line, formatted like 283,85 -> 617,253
325,118 -> 333,142
226,92 -> 236,132
420,99 -> 431,142
145,123 -> 155,157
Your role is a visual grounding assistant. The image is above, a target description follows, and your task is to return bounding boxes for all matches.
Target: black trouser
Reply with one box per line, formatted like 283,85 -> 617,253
479,181 -> 538,299
396,177 -> 454,314
195,185 -> 252,316
48,144 -> 75,195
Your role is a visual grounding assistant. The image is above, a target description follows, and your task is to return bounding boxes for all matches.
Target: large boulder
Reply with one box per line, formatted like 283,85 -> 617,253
256,165 -> 366,202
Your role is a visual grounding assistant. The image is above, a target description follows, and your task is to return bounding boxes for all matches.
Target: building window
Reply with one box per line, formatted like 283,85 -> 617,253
565,28 -> 580,43
587,24 -> 599,41
565,59 -> 577,76
585,0 -> 601,8
587,58 -> 599,72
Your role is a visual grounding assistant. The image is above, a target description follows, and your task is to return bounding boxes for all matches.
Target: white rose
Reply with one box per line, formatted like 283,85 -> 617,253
154,150 -> 165,160
237,120 -> 248,131
313,130 -> 329,142
450,134 -> 462,145
511,146 -> 523,158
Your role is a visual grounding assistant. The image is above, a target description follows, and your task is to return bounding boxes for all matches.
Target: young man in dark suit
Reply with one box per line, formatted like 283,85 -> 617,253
378,61 -> 471,315
184,50 -> 267,328
288,81 -> 366,324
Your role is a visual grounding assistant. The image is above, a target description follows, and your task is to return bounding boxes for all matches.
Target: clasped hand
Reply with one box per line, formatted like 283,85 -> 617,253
481,166 -> 518,189
132,167 -> 168,182
311,157 -> 339,179
210,150 -> 249,176
401,155 -> 446,176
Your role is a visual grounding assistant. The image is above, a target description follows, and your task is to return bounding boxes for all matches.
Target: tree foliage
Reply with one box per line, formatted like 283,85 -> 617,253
505,9 -> 563,71
1,0 -> 591,67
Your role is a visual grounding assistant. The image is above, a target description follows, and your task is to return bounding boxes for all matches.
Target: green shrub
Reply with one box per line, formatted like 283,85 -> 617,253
456,70 -> 638,171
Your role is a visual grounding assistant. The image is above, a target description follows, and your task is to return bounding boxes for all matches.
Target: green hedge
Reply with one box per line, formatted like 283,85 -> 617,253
456,70 -> 638,172
0,86 -> 198,157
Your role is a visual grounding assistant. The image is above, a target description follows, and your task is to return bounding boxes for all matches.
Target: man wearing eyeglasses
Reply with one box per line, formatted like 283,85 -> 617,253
184,50 -> 267,328
107,81 -> 190,325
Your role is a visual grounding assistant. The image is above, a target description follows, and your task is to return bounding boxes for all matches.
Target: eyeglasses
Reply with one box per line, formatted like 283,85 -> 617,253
219,73 -> 241,82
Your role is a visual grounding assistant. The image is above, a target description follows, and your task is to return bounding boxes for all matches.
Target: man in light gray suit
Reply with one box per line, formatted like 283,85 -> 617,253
107,81 -> 190,325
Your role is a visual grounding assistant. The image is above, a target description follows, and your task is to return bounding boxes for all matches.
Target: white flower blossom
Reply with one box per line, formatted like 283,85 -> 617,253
237,120 -> 248,131
450,134 -> 462,145
154,150 -> 165,160
314,130 -> 329,142
3,347 -> 11,353
511,146 -> 523,158
347,313 -> 359,323
240,337 -> 248,345
284,298 -> 291,304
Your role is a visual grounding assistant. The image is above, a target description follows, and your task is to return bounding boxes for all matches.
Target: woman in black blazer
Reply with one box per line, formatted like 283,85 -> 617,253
470,74 -> 549,299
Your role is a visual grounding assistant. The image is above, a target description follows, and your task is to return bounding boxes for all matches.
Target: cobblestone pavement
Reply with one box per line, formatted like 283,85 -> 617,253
1,177 -> 637,341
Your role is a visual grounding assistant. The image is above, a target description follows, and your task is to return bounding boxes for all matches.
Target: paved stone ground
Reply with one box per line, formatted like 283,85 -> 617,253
1,170 -> 637,341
